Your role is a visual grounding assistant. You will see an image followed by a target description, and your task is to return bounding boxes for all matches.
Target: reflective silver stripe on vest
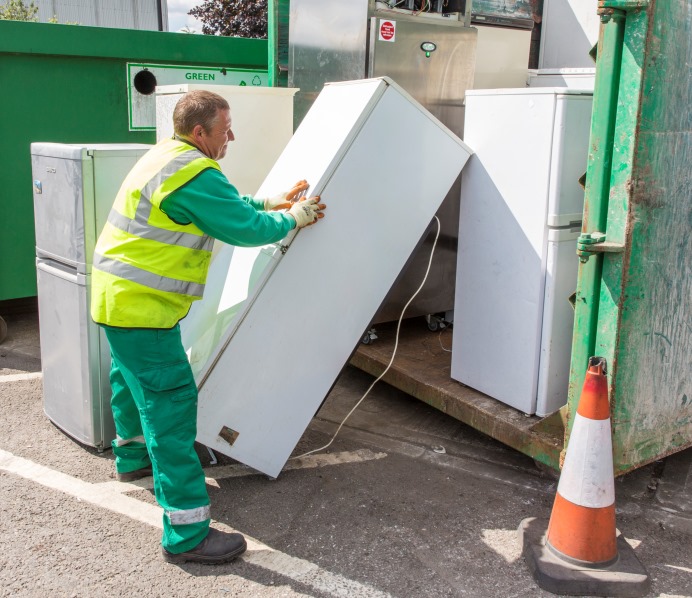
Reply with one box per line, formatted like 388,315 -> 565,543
93,253 -> 205,297
140,151 -> 203,209
115,435 -> 146,447
166,505 -> 211,525
107,150 -> 213,252
107,209 -> 214,252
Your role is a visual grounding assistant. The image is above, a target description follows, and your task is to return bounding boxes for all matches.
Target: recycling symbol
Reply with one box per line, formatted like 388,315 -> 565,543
252,76 -> 261,86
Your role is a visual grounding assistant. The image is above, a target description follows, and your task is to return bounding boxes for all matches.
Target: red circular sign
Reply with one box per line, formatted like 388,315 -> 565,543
380,21 -> 395,41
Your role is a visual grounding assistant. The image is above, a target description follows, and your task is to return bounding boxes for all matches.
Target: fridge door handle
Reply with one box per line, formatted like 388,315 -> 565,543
36,258 -> 86,285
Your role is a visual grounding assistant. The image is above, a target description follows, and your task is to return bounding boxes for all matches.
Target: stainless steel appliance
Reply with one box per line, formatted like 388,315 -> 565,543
31,143 -> 151,449
289,0 -> 477,324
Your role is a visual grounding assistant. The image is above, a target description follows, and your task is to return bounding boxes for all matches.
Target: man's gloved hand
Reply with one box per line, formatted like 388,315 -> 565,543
264,179 -> 310,211
288,196 -> 326,228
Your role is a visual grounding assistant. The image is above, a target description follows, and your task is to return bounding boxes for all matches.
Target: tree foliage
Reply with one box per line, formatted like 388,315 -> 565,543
189,0 -> 267,39
0,0 -> 38,21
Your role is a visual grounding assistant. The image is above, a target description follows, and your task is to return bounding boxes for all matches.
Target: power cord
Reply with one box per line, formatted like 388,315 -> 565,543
295,215 -> 442,459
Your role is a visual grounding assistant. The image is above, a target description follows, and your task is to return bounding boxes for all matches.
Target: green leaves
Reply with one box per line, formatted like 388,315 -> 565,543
0,0 -> 39,22
188,0 -> 268,38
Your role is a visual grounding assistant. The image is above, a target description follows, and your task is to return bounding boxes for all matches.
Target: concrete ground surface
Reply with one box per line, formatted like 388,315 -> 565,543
0,309 -> 690,598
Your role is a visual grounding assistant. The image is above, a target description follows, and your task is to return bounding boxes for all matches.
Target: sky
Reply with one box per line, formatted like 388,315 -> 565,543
167,0 -> 204,33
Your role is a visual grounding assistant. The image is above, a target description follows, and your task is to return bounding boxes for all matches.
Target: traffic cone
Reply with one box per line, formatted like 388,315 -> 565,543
519,356 -> 651,597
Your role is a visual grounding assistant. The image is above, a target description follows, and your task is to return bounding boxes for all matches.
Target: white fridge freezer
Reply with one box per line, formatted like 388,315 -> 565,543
187,77 -> 473,477
31,143 -> 151,449
452,88 -> 593,416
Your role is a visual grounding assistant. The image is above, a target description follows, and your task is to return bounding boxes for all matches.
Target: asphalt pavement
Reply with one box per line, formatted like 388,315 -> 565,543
1,309 -> 690,598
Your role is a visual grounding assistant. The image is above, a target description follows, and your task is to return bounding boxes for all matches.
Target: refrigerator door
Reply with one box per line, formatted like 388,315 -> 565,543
31,144 -> 91,271
31,143 -> 151,272
36,258 -> 114,448
194,78 -> 473,477
546,92 -> 593,227
535,227 -> 581,416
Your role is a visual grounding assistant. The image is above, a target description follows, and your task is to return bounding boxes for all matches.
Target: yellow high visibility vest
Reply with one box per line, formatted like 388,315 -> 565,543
90,138 -> 220,328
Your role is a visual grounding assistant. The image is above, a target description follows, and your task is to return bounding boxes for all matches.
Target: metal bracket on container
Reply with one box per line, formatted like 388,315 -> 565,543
279,244 -> 289,255
598,0 -> 648,15
577,232 -> 625,263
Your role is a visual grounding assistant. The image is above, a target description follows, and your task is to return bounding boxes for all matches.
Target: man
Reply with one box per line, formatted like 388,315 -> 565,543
90,90 -> 325,564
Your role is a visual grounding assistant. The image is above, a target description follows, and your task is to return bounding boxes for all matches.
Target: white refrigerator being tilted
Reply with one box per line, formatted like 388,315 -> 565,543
452,88 -> 593,416
184,77 -> 473,477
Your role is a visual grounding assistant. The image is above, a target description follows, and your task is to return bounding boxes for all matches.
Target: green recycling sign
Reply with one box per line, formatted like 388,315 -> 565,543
128,63 -> 268,130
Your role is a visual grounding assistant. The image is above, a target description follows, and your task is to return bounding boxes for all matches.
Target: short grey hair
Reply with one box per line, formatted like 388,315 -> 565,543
173,90 -> 230,136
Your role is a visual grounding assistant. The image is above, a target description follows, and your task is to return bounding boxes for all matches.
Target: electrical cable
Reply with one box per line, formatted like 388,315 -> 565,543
295,215 -> 442,459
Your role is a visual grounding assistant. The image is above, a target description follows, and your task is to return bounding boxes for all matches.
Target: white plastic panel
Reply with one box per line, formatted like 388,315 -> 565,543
535,227 -> 580,416
194,78 -> 472,477
36,260 -> 114,447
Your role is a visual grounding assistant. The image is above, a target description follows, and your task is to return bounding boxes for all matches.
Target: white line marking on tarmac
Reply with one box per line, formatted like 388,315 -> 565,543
0,448 -> 391,598
664,564 -> 692,573
0,371 -> 43,383
99,448 -> 388,493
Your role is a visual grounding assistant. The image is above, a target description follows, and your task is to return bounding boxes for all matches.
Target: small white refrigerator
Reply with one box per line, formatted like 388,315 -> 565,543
452,88 -> 593,416
31,143 -> 151,449
185,77 -> 473,477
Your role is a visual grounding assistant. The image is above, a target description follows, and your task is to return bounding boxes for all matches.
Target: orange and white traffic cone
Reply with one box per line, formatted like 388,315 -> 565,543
519,356 -> 650,597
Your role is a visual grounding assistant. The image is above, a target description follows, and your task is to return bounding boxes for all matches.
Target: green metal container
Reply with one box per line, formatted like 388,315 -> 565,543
0,20 -> 267,301
568,0 -> 691,474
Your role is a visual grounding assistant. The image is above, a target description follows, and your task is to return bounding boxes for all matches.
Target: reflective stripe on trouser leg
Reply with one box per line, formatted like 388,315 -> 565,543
115,435 -> 146,446
104,325 -> 210,554
166,505 -> 211,525
108,354 -> 151,474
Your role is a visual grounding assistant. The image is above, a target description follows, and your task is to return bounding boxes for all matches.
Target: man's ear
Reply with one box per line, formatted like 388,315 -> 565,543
192,124 -> 205,140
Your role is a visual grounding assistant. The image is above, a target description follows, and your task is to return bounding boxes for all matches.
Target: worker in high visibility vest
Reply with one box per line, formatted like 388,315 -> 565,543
90,90 -> 326,564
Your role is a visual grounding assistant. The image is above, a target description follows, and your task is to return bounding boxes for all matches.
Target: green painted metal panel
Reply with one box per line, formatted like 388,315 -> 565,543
268,0 -> 290,88
0,21 -> 268,301
567,0 -> 692,474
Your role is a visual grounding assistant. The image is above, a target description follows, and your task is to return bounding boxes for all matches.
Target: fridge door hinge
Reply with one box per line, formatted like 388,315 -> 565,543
577,232 -> 626,263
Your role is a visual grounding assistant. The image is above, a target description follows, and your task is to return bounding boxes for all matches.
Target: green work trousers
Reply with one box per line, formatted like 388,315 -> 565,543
103,324 -> 210,553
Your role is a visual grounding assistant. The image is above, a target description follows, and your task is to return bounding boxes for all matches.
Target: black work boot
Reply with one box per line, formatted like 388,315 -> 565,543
116,466 -> 153,482
161,528 -> 247,565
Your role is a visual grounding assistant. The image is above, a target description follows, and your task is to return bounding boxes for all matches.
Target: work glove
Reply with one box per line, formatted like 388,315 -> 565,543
288,196 -> 325,228
264,179 -> 310,211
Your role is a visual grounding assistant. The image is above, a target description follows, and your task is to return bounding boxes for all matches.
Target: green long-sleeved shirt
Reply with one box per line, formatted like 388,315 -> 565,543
160,167 -> 295,247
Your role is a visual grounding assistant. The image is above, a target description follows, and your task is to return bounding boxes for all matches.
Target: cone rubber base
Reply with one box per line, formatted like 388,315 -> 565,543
519,517 -> 651,597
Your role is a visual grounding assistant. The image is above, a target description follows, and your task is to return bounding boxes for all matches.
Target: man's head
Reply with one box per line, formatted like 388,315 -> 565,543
173,90 -> 235,160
